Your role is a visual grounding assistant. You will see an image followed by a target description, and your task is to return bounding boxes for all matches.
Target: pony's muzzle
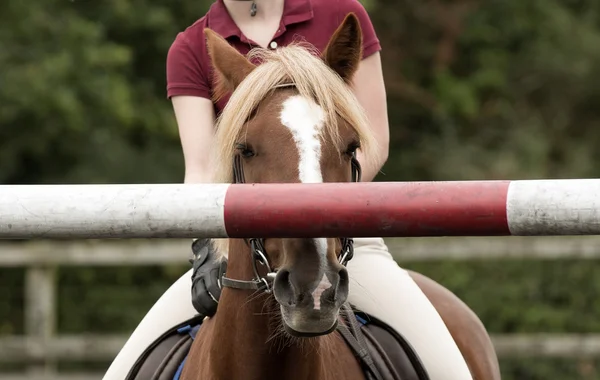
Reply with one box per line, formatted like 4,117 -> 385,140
273,264 -> 349,336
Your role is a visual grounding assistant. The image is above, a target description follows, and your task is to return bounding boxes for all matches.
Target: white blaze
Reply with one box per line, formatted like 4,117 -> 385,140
280,94 -> 329,260
280,95 -> 331,309
280,95 -> 325,184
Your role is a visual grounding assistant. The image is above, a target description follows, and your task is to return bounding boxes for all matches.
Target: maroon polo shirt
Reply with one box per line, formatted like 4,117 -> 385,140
166,0 -> 381,115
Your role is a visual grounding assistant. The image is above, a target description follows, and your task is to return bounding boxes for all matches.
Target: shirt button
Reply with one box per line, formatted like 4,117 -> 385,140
270,41 -> 278,49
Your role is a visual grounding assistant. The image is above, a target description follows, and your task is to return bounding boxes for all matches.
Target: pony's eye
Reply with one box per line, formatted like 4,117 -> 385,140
236,143 -> 255,158
345,141 -> 360,157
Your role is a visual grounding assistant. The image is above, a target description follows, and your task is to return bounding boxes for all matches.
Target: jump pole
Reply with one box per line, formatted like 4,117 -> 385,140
1,179 -> 599,239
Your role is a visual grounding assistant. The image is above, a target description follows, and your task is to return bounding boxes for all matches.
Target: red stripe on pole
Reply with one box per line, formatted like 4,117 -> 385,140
223,181 -> 511,238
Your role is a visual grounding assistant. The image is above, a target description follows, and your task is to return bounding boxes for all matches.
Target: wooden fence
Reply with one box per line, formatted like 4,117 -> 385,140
3,236 -> 600,379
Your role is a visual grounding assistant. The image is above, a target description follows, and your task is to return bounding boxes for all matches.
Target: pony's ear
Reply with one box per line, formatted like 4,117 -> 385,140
204,28 -> 257,98
322,13 -> 363,84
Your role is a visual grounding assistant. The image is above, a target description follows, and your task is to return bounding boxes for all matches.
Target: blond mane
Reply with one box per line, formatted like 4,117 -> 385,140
209,42 -> 381,256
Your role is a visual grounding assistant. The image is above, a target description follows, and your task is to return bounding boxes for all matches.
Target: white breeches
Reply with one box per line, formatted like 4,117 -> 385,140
102,238 -> 473,380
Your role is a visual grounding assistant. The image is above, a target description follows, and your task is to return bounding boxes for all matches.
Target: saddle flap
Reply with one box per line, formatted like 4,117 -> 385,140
356,312 -> 430,380
152,335 -> 193,380
335,308 -> 430,380
125,317 -> 203,380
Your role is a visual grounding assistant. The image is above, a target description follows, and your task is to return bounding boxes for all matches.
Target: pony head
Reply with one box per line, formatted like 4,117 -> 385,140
205,13 -> 380,336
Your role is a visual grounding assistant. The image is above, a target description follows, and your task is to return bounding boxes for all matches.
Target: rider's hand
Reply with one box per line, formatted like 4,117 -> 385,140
189,238 -> 227,317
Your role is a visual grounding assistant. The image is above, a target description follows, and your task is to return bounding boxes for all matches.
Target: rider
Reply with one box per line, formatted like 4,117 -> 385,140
103,1 -> 473,379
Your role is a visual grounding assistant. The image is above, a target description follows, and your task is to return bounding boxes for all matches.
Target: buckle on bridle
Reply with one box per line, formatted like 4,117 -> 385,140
338,238 -> 354,266
260,273 -> 277,293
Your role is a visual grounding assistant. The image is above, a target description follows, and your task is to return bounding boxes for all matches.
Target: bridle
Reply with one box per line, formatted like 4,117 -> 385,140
214,85 -> 384,380
220,129 -> 362,294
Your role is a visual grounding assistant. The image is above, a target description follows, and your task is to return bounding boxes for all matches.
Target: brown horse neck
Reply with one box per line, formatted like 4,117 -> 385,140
194,239 -> 355,380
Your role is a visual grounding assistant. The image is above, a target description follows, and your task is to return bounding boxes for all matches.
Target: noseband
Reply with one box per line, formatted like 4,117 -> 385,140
220,143 -> 362,294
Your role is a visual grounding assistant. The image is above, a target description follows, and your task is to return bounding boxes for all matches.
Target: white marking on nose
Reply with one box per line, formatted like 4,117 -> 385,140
279,95 -> 325,184
311,273 -> 333,310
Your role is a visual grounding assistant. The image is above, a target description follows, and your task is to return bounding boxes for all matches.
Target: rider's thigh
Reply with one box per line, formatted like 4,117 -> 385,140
346,238 -> 473,380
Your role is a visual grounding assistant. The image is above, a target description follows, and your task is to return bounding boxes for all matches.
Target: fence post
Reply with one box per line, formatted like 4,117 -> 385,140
25,265 -> 57,375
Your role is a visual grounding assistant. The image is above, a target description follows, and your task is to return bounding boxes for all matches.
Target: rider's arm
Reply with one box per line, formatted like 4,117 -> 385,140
351,52 -> 390,182
167,32 -> 224,318
172,96 -> 216,184
340,0 -> 390,182
166,33 -> 216,183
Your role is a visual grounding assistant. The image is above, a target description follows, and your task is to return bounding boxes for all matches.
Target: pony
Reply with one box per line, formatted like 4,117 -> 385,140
179,13 -> 501,380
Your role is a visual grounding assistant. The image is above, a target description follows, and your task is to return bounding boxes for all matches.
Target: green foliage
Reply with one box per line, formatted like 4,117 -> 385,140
0,0 -> 212,184
403,259 -> 600,334
57,265 -> 189,333
372,0 -> 600,182
0,269 -> 24,335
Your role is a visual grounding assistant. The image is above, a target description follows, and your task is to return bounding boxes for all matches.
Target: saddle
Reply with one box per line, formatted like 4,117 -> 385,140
124,305 -> 430,380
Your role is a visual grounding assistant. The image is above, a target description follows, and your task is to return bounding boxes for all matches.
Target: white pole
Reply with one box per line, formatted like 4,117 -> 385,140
0,184 -> 229,239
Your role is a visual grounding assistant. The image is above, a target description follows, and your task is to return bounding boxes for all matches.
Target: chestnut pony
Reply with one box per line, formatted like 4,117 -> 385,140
180,13 -> 501,380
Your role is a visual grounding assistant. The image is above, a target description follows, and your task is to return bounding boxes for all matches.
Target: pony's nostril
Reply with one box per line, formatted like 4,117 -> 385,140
278,269 -> 291,284
274,269 -> 297,306
330,268 -> 349,302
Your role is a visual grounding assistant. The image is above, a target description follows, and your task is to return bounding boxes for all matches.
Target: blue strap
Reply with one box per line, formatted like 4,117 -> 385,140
189,324 -> 201,339
176,323 -> 201,339
173,356 -> 187,380
172,323 -> 202,380
355,314 -> 368,326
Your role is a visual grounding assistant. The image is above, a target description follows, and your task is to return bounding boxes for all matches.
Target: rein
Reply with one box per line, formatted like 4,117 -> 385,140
220,139 -> 362,294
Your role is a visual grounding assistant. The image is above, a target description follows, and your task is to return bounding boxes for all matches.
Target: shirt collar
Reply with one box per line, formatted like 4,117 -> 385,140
209,0 -> 314,39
